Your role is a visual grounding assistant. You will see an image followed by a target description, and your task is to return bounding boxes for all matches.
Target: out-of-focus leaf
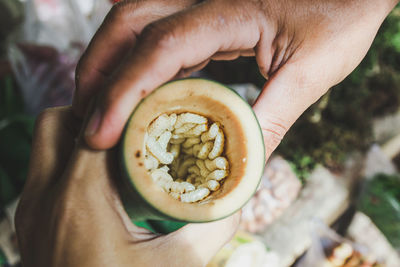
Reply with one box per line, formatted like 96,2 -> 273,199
0,166 -> 16,208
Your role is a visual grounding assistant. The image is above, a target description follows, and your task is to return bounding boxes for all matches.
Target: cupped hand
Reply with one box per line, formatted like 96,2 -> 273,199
73,0 -> 398,156
15,106 -> 239,267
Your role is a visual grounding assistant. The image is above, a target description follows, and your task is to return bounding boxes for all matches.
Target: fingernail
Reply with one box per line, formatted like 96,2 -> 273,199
85,107 -> 101,137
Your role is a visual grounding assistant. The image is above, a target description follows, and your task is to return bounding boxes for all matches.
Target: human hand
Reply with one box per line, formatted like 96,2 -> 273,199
73,0 -> 398,157
15,106 -> 239,267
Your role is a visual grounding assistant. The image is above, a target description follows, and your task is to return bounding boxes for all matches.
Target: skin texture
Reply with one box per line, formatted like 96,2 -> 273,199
74,0 -> 399,156
15,107 -> 240,267
16,0 -> 399,266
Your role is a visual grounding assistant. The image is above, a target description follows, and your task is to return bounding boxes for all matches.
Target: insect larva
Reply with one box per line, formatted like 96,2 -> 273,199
201,123 -> 219,142
148,114 -> 176,137
175,113 -> 207,128
145,112 -> 229,203
180,188 -> 210,203
196,159 -> 210,177
208,130 -> 224,159
176,158 -> 196,178
183,124 -> 208,137
204,157 -> 229,171
174,123 -> 196,134
146,136 -> 174,164
169,192 -> 181,200
144,154 -> 159,170
182,137 -> 201,148
197,142 -> 213,160
206,170 -> 228,181
207,180 -> 220,191
151,169 -> 173,183
157,131 -> 172,150
170,144 -> 180,158
188,165 -> 201,176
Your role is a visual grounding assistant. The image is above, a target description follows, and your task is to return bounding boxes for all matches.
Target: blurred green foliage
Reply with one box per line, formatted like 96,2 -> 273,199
0,76 -> 34,210
358,173 -> 400,249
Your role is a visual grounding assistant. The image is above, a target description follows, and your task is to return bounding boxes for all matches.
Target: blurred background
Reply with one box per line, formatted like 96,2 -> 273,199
0,0 -> 399,266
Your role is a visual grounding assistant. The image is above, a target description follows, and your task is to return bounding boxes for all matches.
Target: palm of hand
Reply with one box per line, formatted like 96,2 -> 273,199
16,107 -> 238,267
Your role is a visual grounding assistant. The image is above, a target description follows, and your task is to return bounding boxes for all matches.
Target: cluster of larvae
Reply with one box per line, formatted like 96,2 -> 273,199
144,112 -> 229,203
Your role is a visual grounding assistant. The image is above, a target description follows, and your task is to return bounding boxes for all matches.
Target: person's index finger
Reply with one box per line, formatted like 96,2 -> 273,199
84,0 -> 263,149
73,0 -> 197,117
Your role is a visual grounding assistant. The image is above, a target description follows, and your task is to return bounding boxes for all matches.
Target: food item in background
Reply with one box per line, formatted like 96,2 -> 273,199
120,78 -> 265,222
323,242 -> 384,267
207,231 -> 279,267
240,156 -> 302,233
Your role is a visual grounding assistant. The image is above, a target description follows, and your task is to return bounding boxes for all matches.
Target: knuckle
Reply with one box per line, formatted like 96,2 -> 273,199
108,0 -> 140,25
141,20 -> 178,51
259,116 -> 288,154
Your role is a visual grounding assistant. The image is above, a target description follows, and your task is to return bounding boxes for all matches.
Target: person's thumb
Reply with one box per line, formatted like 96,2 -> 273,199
252,62 -> 328,159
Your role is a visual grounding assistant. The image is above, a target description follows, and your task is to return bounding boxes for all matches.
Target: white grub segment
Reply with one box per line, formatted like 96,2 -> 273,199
181,188 -> 210,203
170,144 -> 180,158
182,137 -> 201,148
148,114 -> 176,137
207,180 -> 220,191
177,158 -> 196,178
206,170 -> 228,181
174,123 -> 196,134
144,112 -> 229,203
205,157 -> 228,171
201,123 -> 219,142
157,131 -> 172,150
144,154 -> 159,170
208,130 -> 224,159
146,136 -> 174,164
196,160 -> 210,177
183,124 -> 207,137
175,113 -> 207,128
197,142 -> 213,159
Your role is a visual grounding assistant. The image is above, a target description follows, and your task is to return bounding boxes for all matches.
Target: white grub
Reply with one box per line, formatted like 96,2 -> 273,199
170,192 -> 181,200
170,181 -> 195,193
206,170 -> 228,181
197,142 -> 213,160
174,123 -> 196,134
186,174 -> 198,184
205,157 -> 228,171
183,124 -> 207,137
146,136 -> 174,164
168,114 -> 177,127
175,113 -> 207,129
170,138 -> 185,145
188,165 -> 201,176
196,159 -> 210,177
208,130 -> 224,159
170,144 -> 180,158
181,188 -> 210,203
182,137 -> 201,148
144,154 -> 159,170
148,114 -> 175,137
207,180 -> 220,191
177,158 -> 196,178
201,123 -> 219,142
192,144 -> 201,157
159,166 -> 169,172
144,112 -> 229,203
151,169 -> 173,183
157,131 -> 172,150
